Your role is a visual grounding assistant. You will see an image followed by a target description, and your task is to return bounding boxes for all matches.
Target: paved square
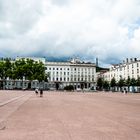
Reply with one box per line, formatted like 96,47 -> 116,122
0,91 -> 140,140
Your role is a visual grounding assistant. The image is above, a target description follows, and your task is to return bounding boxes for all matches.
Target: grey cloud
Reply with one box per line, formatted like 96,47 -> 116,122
0,0 -> 42,37
0,0 -> 140,66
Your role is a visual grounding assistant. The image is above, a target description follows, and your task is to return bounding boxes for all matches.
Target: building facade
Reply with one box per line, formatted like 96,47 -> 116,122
102,58 -> 140,82
45,58 -> 96,90
0,57 -> 96,90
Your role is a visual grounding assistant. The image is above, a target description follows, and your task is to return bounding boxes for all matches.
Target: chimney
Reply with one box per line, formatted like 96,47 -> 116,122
126,58 -> 129,63
96,58 -> 98,67
134,58 -> 137,61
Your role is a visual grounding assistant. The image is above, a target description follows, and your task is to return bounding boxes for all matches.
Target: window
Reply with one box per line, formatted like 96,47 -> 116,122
53,68 -> 55,70
49,68 -> 51,70
137,69 -> 139,73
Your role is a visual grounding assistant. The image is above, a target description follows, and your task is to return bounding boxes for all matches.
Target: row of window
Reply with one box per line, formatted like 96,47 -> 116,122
46,67 -> 95,72
47,67 -> 70,71
51,77 -> 94,82
111,63 -> 139,71
111,68 -> 140,76
51,74 -> 94,78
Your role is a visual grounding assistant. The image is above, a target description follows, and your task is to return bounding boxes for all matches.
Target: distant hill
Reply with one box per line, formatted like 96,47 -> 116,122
45,56 -> 70,62
96,66 -> 109,72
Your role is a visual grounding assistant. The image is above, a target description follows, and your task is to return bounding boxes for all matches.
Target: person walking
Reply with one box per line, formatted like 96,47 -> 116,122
123,88 -> 127,95
40,89 -> 43,97
35,88 -> 39,96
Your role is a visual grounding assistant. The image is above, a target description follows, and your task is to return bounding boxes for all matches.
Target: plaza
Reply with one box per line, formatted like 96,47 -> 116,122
0,90 -> 140,140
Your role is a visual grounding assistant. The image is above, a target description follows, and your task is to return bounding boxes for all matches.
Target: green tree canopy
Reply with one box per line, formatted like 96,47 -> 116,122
0,58 -> 47,82
97,77 -> 104,90
0,61 -> 5,79
0,58 -> 12,79
118,78 -> 125,88
110,77 -> 116,87
137,77 -> 140,86
126,76 -> 131,87
130,78 -> 137,86
103,80 -> 110,90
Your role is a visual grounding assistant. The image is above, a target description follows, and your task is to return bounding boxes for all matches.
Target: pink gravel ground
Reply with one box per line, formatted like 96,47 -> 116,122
0,91 -> 140,140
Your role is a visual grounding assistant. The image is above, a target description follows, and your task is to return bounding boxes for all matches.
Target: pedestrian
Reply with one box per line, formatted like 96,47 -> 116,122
40,89 -> 43,97
35,88 -> 39,96
123,88 -> 127,95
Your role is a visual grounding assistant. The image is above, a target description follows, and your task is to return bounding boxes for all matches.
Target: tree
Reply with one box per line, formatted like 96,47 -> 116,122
0,61 -> 5,79
12,58 -> 46,82
103,80 -> 110,91
126,76 -> 131,92
97,77 -> 104,90
118,78 -> 125,91
4,58 -> 12,78
136,76 -> 140,86
110,77 -> 116,91
12,58 -> 26,80
130,78 -> 137,93
0,58 -> 13,89
0,61 -> 5,89
130,78 -> 137,86
0,58 -> 48,89
0,58 -> 13,80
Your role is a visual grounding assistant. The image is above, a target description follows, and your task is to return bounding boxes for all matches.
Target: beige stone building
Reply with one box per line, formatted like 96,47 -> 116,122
45,58 -> 96,90
101,58 -> 140,82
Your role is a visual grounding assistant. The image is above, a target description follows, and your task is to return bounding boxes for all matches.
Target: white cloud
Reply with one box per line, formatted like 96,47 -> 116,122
0,0 -> 140,65
129,27 -> 140,56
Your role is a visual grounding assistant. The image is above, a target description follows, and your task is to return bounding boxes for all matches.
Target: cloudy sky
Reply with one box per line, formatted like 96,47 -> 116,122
0,0 -> 140,66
